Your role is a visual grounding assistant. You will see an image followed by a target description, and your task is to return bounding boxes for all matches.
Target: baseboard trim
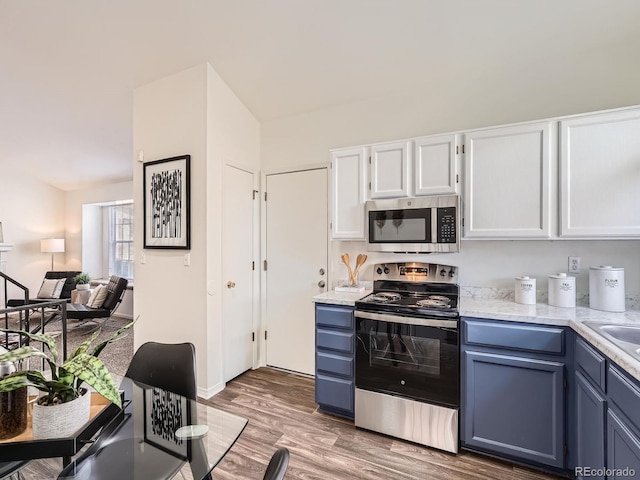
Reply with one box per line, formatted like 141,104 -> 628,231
199,381 -> 224,400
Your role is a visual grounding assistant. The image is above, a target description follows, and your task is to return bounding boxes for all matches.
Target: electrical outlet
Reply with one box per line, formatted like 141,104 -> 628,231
568,256 -> 580,273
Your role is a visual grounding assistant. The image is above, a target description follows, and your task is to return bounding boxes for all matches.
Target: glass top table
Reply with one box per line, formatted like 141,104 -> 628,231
2,377 -> 248,480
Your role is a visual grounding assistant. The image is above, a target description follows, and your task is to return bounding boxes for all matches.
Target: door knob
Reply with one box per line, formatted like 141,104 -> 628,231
318,280 -> 326,288
226,281 -> 236,289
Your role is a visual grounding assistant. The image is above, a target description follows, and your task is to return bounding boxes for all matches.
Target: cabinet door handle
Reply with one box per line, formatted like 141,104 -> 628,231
318,281 -> 326,288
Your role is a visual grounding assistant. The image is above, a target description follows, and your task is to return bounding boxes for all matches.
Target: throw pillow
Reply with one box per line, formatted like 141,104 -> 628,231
37,278 -> 65,299
87,285 -> 108,308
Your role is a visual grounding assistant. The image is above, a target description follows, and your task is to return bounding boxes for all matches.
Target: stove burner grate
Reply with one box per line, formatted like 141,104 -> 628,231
368,292 -> 402,303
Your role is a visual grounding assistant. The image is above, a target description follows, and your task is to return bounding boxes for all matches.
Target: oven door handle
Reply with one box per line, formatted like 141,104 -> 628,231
355,310 -> 458,328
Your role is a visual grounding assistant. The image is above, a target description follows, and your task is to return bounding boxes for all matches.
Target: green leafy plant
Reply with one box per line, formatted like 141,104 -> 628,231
0,320 -> 135,408
73,272 -> 91,285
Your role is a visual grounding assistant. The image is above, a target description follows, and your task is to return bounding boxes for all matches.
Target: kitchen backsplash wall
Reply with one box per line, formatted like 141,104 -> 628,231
331,239 -> 640,304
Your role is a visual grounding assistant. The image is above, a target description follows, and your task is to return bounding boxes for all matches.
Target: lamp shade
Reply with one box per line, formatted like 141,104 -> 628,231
41,238 -> 65,253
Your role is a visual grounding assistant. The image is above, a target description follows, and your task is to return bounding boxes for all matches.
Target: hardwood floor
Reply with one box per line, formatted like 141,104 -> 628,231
22,367 -> 565,479
201,367 -> 565,480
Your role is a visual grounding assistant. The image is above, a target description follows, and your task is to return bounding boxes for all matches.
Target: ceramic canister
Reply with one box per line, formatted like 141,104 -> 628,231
548,273 -> 576,308
589,266 -> 625,312
515,276 -> 536,305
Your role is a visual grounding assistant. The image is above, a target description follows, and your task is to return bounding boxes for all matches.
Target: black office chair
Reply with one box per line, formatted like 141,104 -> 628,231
125,342 -> 197,399
263,448 -> 290,480
0,460 -> 29,480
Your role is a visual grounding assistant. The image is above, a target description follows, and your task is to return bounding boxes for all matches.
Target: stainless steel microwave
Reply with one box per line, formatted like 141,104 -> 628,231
365,195 -> 460,253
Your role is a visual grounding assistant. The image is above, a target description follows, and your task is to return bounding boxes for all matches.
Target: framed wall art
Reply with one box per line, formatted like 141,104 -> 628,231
143,155 -> 191,249
143,387 -> 190,460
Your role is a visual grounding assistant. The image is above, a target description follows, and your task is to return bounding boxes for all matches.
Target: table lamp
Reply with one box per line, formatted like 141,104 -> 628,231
41,238 -> 65,270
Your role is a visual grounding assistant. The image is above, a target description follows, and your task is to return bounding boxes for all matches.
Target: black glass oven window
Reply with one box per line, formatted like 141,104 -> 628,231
356,318 -> 459,408
368,208 -> 431,243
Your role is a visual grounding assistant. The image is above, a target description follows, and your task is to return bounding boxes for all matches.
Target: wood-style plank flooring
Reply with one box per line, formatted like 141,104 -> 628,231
201,367 -> 565,480
22,367 -> 565,479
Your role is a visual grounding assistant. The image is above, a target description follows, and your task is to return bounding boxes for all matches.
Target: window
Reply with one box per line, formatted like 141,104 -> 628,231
107,203 -> 134,279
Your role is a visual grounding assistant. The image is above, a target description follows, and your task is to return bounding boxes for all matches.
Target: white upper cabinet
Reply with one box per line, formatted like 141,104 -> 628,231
330,147 -> 368,239
464,122 -> 553,239
370,141 -> 411,198
560,108 -> 640,238
414,134 -> 460,195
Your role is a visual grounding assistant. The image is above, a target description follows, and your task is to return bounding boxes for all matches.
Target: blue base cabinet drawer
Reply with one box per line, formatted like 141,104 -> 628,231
317,351 -> 353,377
576,337 -> 606,391
317,329 -> 354,353
464,318 -> 564,355
315,303 -> 355,419
316,374 -> 354,413
316,304 -> 354,329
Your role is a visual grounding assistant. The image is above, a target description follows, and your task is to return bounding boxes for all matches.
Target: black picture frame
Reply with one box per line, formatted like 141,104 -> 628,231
143,155 -> 191,249
143,387 -> 191,461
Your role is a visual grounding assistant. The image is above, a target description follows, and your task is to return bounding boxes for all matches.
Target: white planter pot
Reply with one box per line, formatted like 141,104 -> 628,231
76,284 -> 90,291
32,390 -> 91,439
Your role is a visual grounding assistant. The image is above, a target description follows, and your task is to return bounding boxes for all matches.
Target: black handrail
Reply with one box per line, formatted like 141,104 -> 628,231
1,271 -> 29,308
1,299 -> 70,361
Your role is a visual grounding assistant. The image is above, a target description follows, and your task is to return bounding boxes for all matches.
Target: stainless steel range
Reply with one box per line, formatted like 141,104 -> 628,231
355,262 -> 459,453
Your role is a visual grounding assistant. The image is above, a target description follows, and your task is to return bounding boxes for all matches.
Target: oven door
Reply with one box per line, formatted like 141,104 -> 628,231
355,310 -> 459,408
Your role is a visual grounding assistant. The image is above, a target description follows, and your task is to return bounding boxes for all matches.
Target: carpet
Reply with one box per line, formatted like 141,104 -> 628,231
1,314 -> 134,383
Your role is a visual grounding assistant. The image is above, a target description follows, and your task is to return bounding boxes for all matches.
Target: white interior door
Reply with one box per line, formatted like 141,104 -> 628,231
265,168 -> 328,375
223,165 -> 256,382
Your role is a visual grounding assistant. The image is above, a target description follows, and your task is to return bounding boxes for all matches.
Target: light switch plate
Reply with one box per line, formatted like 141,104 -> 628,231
184,253 -> 190,266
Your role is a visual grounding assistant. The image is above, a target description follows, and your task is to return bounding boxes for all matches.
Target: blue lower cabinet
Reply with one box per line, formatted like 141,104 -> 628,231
607,409 -> 640,478
315,304 -> 355,419
462,350 -> 566,469
575,371 -> 606,480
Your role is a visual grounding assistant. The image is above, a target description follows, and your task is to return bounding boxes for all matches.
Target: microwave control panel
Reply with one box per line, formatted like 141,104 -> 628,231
436,207 -> 457,243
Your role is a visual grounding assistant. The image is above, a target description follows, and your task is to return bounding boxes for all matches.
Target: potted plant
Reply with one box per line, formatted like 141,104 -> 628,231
73,272 -> 91,291
0,319 -> 134,439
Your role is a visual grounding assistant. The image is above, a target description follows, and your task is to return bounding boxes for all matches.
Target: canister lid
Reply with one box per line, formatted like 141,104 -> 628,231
549,272 -> 569,279
516,276 -> 533,281
590,265 -> 624,271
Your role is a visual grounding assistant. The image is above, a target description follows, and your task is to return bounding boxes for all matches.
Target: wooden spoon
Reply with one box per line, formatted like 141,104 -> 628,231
341,253 -> 355,285
351,254 -> 367,284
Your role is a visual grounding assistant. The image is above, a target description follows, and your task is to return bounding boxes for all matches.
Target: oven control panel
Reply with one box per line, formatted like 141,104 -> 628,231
373,262 -> 458,284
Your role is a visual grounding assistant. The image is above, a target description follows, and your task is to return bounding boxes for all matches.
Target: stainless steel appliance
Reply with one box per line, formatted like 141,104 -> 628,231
365,195 -> 459,253
355,262 -> 459,453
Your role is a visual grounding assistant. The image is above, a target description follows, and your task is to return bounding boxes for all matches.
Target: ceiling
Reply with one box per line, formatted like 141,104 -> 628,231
1,0 -> 639,191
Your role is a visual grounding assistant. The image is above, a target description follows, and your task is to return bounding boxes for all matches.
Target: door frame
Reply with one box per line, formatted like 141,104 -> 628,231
222,162 -> 261,375
259,163 -> 329,369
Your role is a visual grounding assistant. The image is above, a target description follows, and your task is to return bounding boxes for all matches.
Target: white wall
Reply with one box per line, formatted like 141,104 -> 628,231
0,163 -> 65,302
205,64 -> 261,392
133,64 -> 209,391
261,77 -> 640,297
133,63 -> 260,397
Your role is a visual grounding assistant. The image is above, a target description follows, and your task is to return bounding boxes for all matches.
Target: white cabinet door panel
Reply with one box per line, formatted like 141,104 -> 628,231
464,122 -> 552,238
560,108 -> 640,237
370,141 -> 410,198
414,134 -> 460,195
331,147 -> 367,239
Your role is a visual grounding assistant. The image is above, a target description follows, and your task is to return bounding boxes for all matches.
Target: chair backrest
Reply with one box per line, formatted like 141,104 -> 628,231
102,276 -> 128,312
263,447 -> 290,480
125,342 -> 197,399
44,271 -> 81,300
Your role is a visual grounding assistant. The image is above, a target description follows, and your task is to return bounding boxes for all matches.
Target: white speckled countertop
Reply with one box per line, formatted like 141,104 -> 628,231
312,290 -> 640,383
460,296 -> 640,382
